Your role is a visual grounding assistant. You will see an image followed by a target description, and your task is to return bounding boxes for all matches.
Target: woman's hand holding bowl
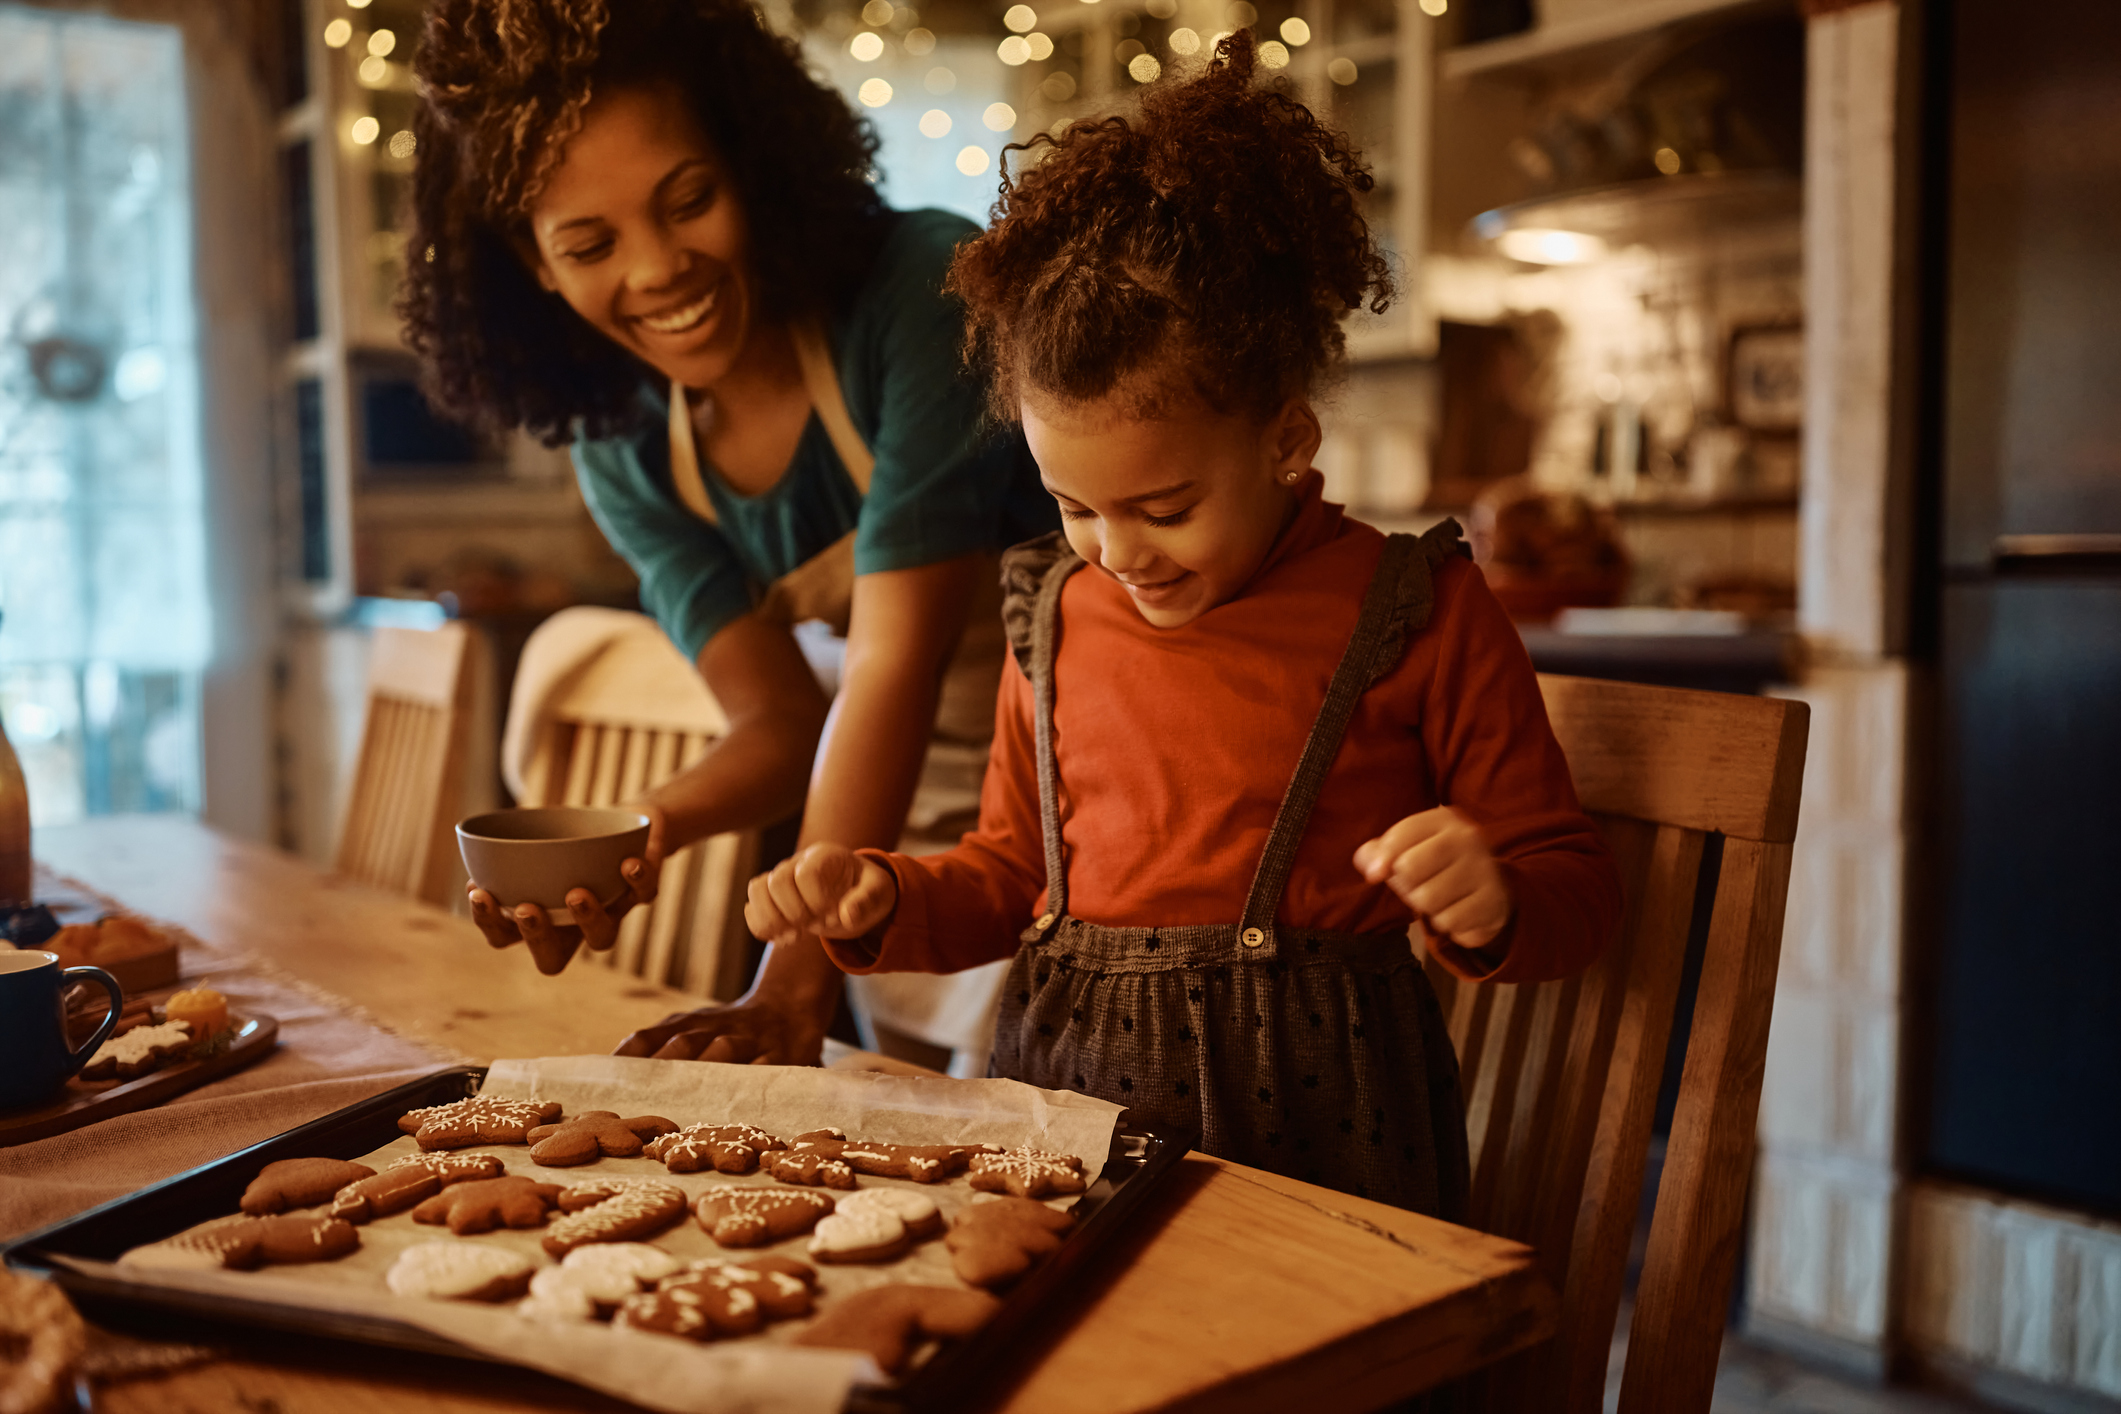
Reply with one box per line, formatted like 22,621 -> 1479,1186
465,805 -> 668,976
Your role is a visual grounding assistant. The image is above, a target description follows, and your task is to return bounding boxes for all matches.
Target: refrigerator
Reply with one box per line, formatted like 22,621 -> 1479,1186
1921,0 -> 2121,1214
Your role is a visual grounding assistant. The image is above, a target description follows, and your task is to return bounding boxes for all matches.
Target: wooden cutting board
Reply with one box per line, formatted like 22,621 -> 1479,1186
0,1013 -> 278,1147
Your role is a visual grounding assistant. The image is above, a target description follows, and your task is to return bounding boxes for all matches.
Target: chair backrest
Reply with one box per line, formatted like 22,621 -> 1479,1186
1437,673 -> 1809,1414
514,619 -> 759,1002
335,623 -> 477,906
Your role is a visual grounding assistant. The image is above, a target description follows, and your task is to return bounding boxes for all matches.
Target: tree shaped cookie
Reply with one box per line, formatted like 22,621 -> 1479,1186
412,1176 -> 565,1234
398,1096 -> 561,1150
644,1123 -> 784,1174
693,1186 -> 835,1248
968,1146 -> 1087,1199
526,1111 -> 678,1167
946,1195 -> 1075,1288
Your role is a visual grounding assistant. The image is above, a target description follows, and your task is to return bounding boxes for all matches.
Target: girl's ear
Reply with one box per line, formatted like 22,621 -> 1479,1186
1268,397 -> 1323,483
508,229 -> 561,293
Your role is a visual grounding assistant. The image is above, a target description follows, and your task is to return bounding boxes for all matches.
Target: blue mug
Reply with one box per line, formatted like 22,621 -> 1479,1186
1,949 -> 122,1109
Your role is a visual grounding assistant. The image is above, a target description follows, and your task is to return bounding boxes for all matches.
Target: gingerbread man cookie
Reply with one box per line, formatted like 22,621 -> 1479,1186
121,1215 -> 360,1272
240,1158 -> 376,1216
968,1146 -> 1087,1199
329,1152 -> 505,1223
543,1179 -> 688,1256
946,1194 -> 1075,1288
386,1242 -> 536,1302
792,1285 -> 1002,1375
644,1123 -> 784,1175
762,1149 -> 857,1190
788,1129 -> 996,1184
80,1020 -> 193,1081
692,1186 -> 835,1248
526,1111 -> 678,1167
412,1176 -> 564,1234
397,1095 -> 561,1150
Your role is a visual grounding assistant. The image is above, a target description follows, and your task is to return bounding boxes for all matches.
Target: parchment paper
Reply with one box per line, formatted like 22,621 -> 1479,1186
62,1056 -> 1125,1414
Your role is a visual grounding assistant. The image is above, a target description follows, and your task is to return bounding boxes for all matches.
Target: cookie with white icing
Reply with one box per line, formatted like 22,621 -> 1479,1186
386,1242 -> 535,1302
762,1149 -> 857,1190
968,1145 -> 1087,1199
80,1020 -> 194,1081
692,1186 -> 834,1248
619,1259 -> 818,1342
786,1129 -> 997,1184
836,1185 -> 943,1241
807,1206 -> 910,1264
397,1095 -> 561,1150
526,1243 -> 681,1315
121,1214 -> 359,1271
644,1123 -> 784,1175
543,1179 -> 687,1256
329,1152 -> 505,1223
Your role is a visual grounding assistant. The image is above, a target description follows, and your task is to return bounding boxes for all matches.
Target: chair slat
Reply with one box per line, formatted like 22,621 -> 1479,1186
334,626 -> 474,908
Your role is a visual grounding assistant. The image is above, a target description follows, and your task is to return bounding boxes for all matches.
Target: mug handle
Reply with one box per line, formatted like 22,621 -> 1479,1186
59,966 -> 124,1076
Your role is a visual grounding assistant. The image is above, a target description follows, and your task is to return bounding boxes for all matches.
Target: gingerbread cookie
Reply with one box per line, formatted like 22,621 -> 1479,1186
329,1152 -> 505,1223
946,1195 -> 1075,1288
787,1129 -> 995,1184
515,1285 -> 597,1322
525,1243 -> 682,1316
240,1158 -> 376,1216
807,1207 -> 911,1264
762,1150 -> 857,1190
837,1186 -> 943,1242
712,1256 -> 819,1319
121,1215 -> 359,1272
968,1146 -> 1087,1199
692,1186 -> 835,1248
80,1019 -> 193,1081
526,1111 -> 678,1167
412,1176 -> 564,1234
619,1259 -> 819,1342
644,1123 -> 784,1175
792,1284 -> 1002,1375
386,1242 -> 536,1302
397,1095 -> 561,1150
543,1179 -> 688,1256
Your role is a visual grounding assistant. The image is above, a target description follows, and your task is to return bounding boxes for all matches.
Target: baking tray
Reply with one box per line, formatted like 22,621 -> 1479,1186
3,1066 -> 1191,1412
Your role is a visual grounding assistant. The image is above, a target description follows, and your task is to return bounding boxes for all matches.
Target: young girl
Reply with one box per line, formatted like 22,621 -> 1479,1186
745,35 -> 1621,1215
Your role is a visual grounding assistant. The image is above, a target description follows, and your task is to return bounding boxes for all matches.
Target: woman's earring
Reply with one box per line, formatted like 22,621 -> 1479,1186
1283,470 -> 1301,484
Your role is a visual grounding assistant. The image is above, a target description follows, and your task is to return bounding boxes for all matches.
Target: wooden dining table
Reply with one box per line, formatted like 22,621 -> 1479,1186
20,814 -> 1556,1413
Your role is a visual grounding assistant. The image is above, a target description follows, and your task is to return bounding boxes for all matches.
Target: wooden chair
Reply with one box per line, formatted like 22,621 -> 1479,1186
335,623 -> 477,907
513,618 -> 759,1002
1429,674 -> 1809,1414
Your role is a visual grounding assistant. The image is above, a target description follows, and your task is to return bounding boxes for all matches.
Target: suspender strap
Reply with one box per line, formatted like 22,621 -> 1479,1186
666,320 -> 874,530
1023,546 -> 1086,929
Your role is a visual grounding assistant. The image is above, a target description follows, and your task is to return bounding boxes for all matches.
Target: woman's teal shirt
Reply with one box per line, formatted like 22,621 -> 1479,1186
572,208 -> 1055,663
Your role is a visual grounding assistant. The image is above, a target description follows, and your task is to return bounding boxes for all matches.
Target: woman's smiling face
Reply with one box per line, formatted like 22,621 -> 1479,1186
525,82 -> 757,391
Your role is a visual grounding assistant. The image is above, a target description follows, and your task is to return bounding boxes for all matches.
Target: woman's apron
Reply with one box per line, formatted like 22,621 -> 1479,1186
666,328 -> 1010,1057
991,525 -> 1473,1217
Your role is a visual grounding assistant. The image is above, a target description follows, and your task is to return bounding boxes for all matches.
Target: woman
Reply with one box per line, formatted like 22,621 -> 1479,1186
401,0 -> 1051,1063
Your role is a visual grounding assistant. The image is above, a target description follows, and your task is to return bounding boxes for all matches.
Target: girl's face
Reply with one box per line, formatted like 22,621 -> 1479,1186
1022,383 -> 1322,629
524,83 -> 759,391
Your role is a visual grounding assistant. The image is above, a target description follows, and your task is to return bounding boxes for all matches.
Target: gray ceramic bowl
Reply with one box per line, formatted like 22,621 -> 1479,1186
456,807 -> 651,926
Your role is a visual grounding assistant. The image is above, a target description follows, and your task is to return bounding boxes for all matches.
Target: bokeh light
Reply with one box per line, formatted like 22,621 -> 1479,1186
849,31 -> 884,60
997,34 -> 1030,64
366,28 -> 394,56
858,77 -> 893,107
1004,5 -> 1037,31
984,102 -> 1017,131
904,27 -> 935,54
1145,0 -> 1176,15
1495,228 -> 1607,265
919,109 -> 952,138
1026,32 -> 1053,59
1128,52 -> 1161,82
1226,1 -> 1256,25
956,145 -> 990,176
1169,26 -> 1200,53
1258,39 -> 1289,67
1279,16 -> 1310,44
387,129 -> 416,160
925,66 -> 956,93
1327,56 -> 1358,83
1654,146 -> 1682,175
357,55 -> 388,85
862,0 -> 895,24
323,18 -> 352,47
1041,71 -> 1076,101
1419,0 -> 1447,13
350,115 -> 380,145
346,0 -> 370,9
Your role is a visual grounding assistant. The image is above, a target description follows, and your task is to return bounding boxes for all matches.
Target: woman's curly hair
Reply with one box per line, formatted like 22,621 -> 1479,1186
400,0 -> 888,444
947,30 -> 1391,421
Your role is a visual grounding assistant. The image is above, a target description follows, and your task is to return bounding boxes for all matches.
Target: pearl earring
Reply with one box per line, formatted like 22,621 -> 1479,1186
1283,470 -> 1301,484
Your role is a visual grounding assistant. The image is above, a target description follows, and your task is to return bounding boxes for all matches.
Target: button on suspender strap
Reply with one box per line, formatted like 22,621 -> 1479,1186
665,320 -> 874,531
1027,548 -> 1085,935
1235,532 -> 1431,946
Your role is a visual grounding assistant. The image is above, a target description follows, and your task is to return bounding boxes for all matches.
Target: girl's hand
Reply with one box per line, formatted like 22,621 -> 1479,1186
744,844 -> 898,946
468,805 -> 669,975
1354,806 -> 1514,950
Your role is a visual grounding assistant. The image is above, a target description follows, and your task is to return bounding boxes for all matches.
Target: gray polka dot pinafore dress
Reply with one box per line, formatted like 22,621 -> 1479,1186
989,525 -> 1472,1220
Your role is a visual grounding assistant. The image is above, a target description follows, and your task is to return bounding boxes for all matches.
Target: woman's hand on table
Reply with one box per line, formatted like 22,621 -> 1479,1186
467,806 -> 669,975
612,988 -> 833,1065
1355,805 -> 1514,950
743,843 -> 898,945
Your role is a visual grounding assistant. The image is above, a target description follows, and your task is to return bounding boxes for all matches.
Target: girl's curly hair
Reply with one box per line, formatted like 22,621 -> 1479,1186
947,30 -> 1391,421
400,0 -> 888,444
